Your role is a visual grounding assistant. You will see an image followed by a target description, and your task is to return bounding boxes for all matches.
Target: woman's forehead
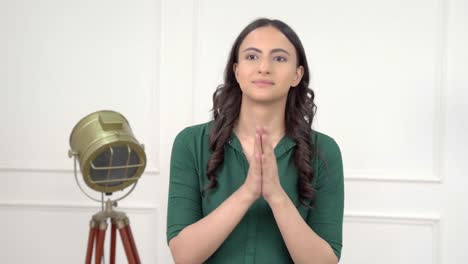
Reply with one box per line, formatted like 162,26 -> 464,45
239,26 -> 295,53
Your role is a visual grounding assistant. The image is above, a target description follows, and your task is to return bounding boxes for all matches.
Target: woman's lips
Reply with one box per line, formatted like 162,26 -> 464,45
252,80 -> 274,87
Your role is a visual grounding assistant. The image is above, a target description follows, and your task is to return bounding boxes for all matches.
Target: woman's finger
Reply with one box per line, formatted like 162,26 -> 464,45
252,132 -> 263,174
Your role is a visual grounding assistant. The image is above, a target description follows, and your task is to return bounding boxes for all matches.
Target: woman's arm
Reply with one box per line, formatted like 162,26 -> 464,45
169,185 -> 255,264
261,130 -> 343,264
168,131 -> 264,264
269,193 -> 338,264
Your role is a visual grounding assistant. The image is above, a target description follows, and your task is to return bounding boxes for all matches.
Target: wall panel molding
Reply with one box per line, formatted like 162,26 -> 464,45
0,201 -> 159,213
344,0 -> 448,185
345,171 -> 441,183
192,0 -> 201,124
432,0 -> 449,185
344,212 -> 441,264
0,167 -> 160,176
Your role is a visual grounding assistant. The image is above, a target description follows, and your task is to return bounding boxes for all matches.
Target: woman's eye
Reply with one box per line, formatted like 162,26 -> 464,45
246,54 -> 257,60
274,56 -> 287,62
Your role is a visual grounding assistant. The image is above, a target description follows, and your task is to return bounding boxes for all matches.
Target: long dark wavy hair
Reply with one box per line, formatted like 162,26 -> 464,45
206,18 -> 318,207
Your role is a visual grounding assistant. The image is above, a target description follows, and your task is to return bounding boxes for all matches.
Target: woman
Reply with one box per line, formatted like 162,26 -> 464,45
167,18 -> 344,264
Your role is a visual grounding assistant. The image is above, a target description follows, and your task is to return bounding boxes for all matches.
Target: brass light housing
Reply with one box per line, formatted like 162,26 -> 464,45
69,110 -> 146,193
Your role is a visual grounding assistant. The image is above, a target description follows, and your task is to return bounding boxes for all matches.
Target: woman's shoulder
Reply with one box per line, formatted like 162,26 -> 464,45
311,130 -> 342,159
310,130 -> 344,188
174,121 -> 213,142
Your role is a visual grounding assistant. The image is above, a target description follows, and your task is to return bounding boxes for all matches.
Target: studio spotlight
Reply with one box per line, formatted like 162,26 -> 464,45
69,110 -> 146,264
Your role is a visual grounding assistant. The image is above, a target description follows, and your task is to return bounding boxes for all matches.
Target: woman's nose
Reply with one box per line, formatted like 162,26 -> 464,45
258,59 -> 271,74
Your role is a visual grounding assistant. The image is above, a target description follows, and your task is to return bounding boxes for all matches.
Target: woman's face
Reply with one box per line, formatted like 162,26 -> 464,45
233,26 -> 304,105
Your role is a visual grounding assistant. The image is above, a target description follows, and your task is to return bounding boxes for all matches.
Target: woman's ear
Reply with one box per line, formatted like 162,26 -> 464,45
291,66 -> 304,87
233,63 -> 238,78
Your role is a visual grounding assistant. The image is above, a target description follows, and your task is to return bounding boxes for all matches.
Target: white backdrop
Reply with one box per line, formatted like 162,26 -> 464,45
1,0 -> 467,263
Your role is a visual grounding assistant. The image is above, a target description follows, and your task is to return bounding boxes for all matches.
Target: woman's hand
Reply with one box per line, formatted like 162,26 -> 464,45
241,129 -> 263,203
259,128 -> 286,205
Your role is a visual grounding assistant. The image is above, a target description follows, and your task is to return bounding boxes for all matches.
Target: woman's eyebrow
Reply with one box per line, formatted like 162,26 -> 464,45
242,47 -> 291,56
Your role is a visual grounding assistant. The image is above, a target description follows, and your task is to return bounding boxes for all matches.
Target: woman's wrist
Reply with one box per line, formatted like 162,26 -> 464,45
265,189 -> 289,209
237,184 -> 259,205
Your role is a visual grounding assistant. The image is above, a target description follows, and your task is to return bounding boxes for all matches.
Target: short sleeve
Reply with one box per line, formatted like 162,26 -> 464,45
166,128 -> 203,244
307,136 -> 344,260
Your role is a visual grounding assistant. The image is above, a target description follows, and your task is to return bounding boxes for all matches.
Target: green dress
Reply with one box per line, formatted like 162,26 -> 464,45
167,122 -> 344,263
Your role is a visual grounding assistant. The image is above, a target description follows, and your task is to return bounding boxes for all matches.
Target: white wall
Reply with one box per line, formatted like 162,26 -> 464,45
1,0 -> 467,263
1,0 -> 161,262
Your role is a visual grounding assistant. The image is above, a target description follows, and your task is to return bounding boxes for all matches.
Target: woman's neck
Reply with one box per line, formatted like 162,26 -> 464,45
234,98 -> 286,143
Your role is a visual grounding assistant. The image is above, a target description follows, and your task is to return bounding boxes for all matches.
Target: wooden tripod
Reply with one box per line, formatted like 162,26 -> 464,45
85,199 -> 141,264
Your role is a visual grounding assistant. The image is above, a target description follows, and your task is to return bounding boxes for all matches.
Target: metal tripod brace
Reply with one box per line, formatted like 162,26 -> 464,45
85,199 -> 141,264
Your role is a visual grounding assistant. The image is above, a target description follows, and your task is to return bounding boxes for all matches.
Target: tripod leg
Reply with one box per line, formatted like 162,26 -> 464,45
126,225 -> 141,264
110,221 -> 117,264
85,220 -> 98,264
95,221 -> 108,264
117,220 -> 137,264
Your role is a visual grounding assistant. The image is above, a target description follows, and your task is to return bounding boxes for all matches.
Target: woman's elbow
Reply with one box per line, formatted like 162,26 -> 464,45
327,252 -> 339,264
169,236 -> 199,264
169,237 -> 184,263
